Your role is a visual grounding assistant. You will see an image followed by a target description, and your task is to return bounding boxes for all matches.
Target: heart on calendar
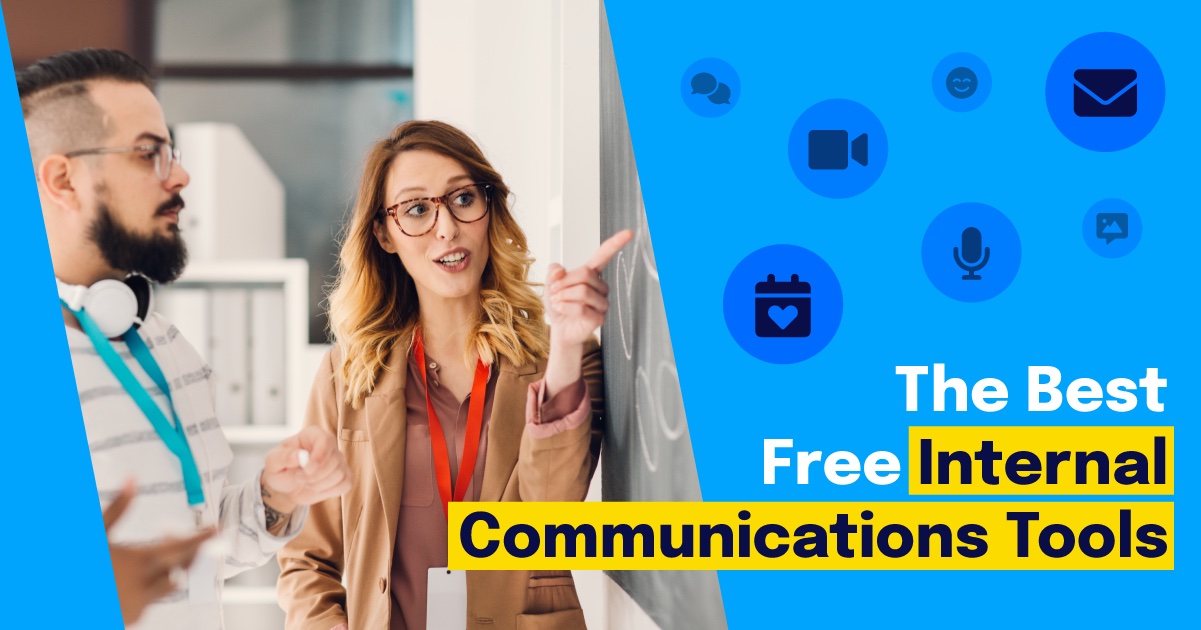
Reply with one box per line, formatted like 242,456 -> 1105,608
767,305 -> 798,329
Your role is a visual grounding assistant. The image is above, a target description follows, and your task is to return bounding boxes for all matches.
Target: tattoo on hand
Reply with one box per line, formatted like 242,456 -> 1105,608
262,485 -> 289,531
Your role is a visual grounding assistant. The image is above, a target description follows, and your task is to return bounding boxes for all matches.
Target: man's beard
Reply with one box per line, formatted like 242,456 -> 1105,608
88,196 -> 189,284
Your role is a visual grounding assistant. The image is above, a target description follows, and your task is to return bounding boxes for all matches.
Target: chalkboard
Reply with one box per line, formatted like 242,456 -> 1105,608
598,7 -> 727,630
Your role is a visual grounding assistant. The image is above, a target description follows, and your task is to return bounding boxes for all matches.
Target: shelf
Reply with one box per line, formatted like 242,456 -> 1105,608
166,259 -> 311,431
224,425 -> 295,445
222,586 -> 279,606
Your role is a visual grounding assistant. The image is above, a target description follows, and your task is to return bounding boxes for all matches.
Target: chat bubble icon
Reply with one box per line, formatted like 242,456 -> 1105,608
708,82 -> 732,105
1096,212 -> 1128,244
691,72 -> 717,95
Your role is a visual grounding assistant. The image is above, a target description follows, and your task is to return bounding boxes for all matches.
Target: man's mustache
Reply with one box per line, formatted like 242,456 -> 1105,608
156,195 -> 185,215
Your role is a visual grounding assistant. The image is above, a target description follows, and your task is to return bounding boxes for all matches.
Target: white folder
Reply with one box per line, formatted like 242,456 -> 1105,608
250,287 -> 286,425
155,288 -> 211,364
209,288 -> 249,426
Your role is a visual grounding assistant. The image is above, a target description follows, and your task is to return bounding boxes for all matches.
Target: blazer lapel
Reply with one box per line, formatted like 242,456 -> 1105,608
365,354 -> 408,550
479,358 -> 542,501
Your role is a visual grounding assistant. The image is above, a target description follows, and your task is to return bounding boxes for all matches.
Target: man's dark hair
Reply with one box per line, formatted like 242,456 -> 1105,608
18,49 -> 156,160
17,48 -> 153,107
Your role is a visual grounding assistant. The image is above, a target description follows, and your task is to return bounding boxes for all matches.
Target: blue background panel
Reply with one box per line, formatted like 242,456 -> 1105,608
0,8 -> 124,628
605,0 -> 1195,627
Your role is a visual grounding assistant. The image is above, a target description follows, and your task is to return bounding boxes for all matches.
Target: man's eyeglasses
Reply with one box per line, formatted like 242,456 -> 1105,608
381,183 -> 492,237
64,142 -> 181,182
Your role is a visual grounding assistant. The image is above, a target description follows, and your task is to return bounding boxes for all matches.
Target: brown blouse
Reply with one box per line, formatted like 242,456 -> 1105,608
388,351 -> 586,630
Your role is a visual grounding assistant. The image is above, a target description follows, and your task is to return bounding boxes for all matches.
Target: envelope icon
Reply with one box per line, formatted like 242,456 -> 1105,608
1073,69 -> 1137,117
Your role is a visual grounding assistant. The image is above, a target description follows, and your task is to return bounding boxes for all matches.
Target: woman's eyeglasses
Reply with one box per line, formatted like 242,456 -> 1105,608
381,183 -> 492,237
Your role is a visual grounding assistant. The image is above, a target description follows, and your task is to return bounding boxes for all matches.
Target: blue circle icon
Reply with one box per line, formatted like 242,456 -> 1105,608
787,99 -> 888,199
680,58 -> 740,118
1082,199 -> 1142,258
921,203 -> 1021,303
932,52 -> 992,112
1046,32 -> 1165,152
723,244 -> 843,364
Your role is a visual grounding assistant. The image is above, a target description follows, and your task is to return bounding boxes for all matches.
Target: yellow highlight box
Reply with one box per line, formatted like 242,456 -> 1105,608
908,426 -> 1173,495
447,501 -> 1172,570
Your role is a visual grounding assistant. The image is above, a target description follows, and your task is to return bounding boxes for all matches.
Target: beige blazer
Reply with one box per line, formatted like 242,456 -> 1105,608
277,339 -> 604,630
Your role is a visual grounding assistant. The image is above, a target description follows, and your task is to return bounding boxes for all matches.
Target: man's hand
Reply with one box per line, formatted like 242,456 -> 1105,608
261,426 -> 352,529
103,481 -> 215,625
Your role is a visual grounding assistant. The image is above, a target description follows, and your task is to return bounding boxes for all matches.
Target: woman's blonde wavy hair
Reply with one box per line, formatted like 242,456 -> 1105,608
328,120 -> 549,407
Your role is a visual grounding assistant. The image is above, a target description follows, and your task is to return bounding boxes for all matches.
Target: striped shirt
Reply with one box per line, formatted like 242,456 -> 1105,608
66,312 -> 306,630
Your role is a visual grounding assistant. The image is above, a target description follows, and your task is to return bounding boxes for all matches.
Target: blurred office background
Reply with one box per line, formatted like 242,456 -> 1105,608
10,0 -> 416,345
5,0 -> 657,628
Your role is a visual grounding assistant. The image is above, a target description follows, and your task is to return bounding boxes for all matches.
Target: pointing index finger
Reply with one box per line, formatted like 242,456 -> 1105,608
585,229 -> 634,272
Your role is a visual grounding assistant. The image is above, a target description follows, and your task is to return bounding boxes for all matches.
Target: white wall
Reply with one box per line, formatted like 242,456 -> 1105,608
414,1 -> 655,628
413,0 -> 600,283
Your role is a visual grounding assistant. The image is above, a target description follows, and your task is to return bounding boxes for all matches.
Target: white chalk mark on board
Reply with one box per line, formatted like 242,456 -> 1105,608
655,361 -> 686,440
613,207 -> 686,473
634,365 -> 660,472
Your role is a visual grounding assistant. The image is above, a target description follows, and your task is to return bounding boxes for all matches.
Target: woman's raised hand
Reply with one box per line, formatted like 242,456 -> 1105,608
544,229 -> 634,349
542,230 -> 633,398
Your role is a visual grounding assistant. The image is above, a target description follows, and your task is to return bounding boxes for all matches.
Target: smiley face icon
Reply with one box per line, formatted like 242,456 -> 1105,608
946,67 -> 978,99
933,53 -> 991,112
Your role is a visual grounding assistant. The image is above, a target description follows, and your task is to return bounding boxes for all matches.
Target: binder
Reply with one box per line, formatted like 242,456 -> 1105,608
249,287 -> 286,425
209,289 -> 250,426
155,288 -> 211,363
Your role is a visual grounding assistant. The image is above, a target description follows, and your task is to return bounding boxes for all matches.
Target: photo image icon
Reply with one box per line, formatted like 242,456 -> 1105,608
1097,213 -> 1129,244
1083,199 -> 1142,258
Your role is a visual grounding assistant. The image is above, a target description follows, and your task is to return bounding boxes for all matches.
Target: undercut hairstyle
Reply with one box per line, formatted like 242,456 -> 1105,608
17,49 -> 155,162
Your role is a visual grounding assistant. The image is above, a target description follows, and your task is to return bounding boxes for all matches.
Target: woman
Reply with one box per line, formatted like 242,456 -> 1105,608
277,120 -> 631,630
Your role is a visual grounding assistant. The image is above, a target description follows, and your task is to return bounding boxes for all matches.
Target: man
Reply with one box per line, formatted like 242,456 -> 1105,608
19,49 -> 351,629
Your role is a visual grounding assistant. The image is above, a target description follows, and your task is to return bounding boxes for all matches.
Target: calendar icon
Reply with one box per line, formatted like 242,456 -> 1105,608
754,274 -> 811,338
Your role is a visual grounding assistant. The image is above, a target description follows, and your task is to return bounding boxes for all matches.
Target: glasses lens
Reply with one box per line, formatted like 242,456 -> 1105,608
397,200 -> 437,236
155,144 -> 174,181
448,185 -> 488,222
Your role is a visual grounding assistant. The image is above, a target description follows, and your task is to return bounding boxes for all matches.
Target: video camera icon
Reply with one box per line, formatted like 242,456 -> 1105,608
808,130 -> 869,170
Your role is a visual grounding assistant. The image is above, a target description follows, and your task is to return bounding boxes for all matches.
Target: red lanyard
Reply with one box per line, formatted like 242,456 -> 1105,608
413,331 -> 490,518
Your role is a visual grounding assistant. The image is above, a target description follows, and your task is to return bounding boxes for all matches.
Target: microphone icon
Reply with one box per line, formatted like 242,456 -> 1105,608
953,226 -> 989,280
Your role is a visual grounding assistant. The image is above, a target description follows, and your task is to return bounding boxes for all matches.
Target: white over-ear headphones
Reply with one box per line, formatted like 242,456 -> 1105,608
57,274 -> 154,338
